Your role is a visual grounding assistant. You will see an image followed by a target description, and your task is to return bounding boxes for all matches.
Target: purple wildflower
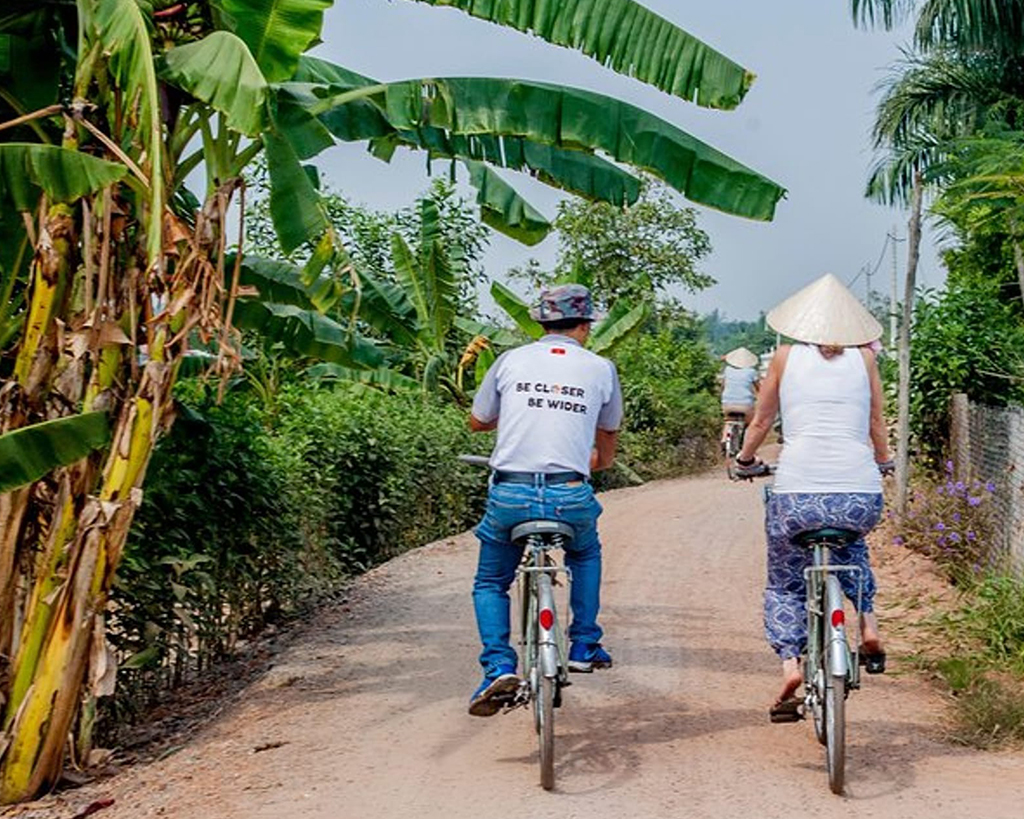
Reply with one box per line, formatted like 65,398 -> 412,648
955,481 -> 965,492
893,536 -> 905,546
967,531 -> 977,541
952,512 -> 961,523
968,496 -> 982,507
985,481 -> 996,493
949,532 -> 961,543
945,460 -> 954,474
935,522 -> 946,531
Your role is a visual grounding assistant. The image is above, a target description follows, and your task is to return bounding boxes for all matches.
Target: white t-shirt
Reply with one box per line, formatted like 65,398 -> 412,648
774,344 -> 882,494
472,334 -> 624,477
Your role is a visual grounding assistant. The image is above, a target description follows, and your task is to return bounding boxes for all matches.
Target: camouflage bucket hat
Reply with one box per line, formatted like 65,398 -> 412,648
529,283 -> 596,323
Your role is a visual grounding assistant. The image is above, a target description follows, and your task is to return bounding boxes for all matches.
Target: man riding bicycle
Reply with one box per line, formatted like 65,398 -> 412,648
467,284 -> 623,717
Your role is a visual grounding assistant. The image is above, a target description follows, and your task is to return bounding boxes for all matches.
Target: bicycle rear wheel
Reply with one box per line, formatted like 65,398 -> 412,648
825,670 -> 846,794
538,676 -> 555,790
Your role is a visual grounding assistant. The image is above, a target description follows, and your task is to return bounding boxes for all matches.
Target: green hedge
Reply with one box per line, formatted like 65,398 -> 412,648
107,386 -> 491,724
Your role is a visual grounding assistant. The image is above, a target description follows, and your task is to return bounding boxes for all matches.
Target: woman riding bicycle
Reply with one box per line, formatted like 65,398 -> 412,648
720,347 -> 760,449
734,273 -> 893,715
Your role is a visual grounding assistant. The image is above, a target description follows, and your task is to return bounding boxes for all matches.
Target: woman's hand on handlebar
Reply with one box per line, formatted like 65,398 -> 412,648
733,454 -> 769,480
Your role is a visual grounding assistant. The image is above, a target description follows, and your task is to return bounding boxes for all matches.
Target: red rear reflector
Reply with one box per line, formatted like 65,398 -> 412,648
551,348 -> 566,355
539,609 -> 554,630
831,610 -> 845,628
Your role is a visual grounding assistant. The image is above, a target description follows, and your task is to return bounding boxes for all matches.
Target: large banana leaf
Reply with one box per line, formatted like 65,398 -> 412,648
0,412 -> 110,494
589,301 -> 648,354
338,269 -> 419,347
211,0 -> 334,83
0,144 -> 127,211
263,129 -> 329,253
93,0 -> 164,268
490,281 -> 543,339
404,0 -> 755,110
232,299 -> 385,368
236,255 -> 315,308
298,76 -> 785,220
160,32 -> 269,137
464,160 -> 551,245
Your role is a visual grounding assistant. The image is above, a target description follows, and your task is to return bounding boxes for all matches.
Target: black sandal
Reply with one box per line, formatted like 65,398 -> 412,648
769,696 -> 805,723
859,649 -> 887,674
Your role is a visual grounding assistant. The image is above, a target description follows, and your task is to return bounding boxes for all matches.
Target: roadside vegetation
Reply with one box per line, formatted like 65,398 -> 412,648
854,0 -> 1024,748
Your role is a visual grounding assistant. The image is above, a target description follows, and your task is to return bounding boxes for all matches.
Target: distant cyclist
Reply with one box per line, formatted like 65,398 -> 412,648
467,284 -> 623,716
734,274 -> 893,714
720,346 -> 760,449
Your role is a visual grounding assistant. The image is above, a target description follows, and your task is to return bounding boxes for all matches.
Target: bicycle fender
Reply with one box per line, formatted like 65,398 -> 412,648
535,573 -> 560,678
825,575 -> 850,679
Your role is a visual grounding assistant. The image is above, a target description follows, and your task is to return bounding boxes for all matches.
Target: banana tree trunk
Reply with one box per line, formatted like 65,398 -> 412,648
895,171 -> 923,516
0,181 -> 240,802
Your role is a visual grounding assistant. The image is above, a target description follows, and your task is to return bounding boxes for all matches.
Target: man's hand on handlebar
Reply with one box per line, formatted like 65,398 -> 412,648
877,459 -> 896,476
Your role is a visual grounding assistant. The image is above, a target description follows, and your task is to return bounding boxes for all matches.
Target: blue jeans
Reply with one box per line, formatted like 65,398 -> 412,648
473,480 -> 604,677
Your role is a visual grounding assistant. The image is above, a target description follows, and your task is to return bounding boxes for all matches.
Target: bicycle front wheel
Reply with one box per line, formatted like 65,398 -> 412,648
538,676 -> 555,790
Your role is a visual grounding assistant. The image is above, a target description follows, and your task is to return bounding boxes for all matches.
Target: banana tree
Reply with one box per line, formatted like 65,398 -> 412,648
0,0 -> 783,803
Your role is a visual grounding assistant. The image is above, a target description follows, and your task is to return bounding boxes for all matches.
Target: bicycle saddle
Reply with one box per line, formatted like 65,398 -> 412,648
791,527 -> 860,548
511,520 -> 575,543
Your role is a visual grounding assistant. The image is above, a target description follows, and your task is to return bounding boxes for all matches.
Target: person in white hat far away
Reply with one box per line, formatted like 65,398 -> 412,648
733,273 -> 895,718
719,346 -> 761,449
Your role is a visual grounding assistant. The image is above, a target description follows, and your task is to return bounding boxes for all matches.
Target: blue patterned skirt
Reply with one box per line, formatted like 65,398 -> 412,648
764,491 -> 884,660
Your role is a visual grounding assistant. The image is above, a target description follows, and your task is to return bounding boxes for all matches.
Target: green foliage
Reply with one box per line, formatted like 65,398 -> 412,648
608,312 -> 721,480
701,309 -> 775,356
931,570 -> 1024,748
407,0 -> 755,109
0,412 -> 110,492
107,381 -> 492,729
511,180 -> 713,306
909,268 -> 1024,456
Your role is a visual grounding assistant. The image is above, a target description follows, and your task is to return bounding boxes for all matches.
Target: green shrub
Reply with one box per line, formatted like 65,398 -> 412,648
610,326 -> 720,479
106,383 -> 492,734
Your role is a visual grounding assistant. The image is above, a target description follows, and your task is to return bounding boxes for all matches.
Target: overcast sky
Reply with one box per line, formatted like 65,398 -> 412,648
308,0 -> 943,320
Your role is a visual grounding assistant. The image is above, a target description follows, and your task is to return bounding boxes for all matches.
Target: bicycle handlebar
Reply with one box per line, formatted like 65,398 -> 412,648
732,460 -> 894,482
459,454 -> 491,468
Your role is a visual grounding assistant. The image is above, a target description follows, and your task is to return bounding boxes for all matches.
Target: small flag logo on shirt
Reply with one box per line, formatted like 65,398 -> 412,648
550,348 -> 566,355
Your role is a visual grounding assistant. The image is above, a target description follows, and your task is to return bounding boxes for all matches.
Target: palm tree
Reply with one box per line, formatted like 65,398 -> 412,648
0,0 -> 784,802
852,0 -> 1024,511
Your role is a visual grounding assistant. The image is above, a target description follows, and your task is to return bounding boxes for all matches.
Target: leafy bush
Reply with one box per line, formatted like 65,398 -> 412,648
909,245 -> 1024,457
106,383 -> 491,733
610,321 -> 721,479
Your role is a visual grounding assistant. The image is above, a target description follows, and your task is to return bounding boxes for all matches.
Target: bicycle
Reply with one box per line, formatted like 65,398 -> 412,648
461,455 -> 572,791
722,412 -> 747,460
734,461 -> 881,795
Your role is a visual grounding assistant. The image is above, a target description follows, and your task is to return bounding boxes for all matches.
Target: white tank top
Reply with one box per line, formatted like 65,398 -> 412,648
773,345 -> 881,494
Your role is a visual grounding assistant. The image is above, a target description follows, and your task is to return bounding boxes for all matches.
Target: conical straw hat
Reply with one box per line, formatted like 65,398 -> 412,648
724,347 -> 759,368
766,273 -> 882,346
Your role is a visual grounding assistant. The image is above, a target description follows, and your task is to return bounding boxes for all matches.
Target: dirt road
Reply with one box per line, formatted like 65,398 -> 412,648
32,472 -> 1024,818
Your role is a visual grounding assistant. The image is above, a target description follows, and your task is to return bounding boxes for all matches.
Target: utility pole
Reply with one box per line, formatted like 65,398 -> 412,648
890,225 -> 899,351
865,262 -> 872,307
